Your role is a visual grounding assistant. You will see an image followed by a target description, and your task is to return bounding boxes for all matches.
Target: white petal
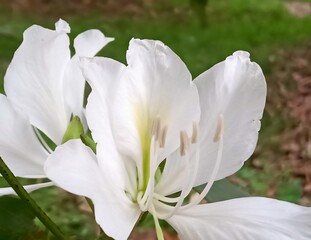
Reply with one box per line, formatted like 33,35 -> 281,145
0,182 -> 54,196
4,23 -> 71,144
74,29 -> 114,58
112,39 -> 200,167
168,197 -> 311,240
159,51 -> 267,195
62,30 -> 113,122
193,51 -> 266,183
0,94 -> 48,177
45,140 -> 140,239
62,57 -> 85,123
81,57 -> 126,143
82,58 -> 135,193
55,19 -> 70,33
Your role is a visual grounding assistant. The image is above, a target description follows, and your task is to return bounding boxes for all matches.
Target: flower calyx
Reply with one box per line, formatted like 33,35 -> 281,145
61,115 -> 84,144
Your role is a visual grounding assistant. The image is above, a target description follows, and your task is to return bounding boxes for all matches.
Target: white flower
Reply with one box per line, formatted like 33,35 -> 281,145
45,39 -> 311,240
0,19 -> 113,195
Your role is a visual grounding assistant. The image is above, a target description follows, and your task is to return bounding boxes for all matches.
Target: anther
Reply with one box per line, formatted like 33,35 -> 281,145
159,126 -> 168,148
151,118 -> 161,140
191,122 -> 198,144
180,131 -> 189,156
213,114 -> 224,142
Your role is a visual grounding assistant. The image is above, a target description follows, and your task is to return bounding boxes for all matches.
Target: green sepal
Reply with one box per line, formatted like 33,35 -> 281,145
80,133 -> 97,153
61,116 -> 84,144
155,168 -> 162,184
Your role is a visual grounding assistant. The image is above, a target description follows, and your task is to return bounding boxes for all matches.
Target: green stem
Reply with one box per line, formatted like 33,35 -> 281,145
0,157 -> 67,240
151,205 -> 164,240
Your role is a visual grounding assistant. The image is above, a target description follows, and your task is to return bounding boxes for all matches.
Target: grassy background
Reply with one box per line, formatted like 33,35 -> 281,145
0,0 -> 311,238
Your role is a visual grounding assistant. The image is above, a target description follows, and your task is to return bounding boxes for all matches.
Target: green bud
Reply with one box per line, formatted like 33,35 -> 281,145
80,133 -> 97,153
61,116 -> 84,144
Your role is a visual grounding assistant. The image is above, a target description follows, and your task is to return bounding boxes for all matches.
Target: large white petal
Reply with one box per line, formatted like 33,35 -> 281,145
82,57 -> 126,144
112,39 -> 200,168
45,140 -> 140,239
0,182 -> 54,196
81,56 -> 126,145
82,58 -> 135,193
0,94 -> 48,177
4,22 -> 71,144
81,57 -> 126,105
167,197 -> 311,240
62,30 -> 114,122
194,51 -> 266,183
159,51 -> 266,195
62,56 -> 86,123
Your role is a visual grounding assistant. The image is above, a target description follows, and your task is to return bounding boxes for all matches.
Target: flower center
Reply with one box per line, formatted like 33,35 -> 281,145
139,117 -> 168,192
152,114 -> 225,219
136,113 -> 225,223
136,117 -> 168,210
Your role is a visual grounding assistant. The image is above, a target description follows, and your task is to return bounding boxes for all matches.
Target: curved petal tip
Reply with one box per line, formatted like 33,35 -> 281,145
55,19 -> 70,33
232,50 -> 250,59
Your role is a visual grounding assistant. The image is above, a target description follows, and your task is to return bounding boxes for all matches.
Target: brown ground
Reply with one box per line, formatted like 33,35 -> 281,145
286,1 -> 311,17
1,0 -> 179,19
268,43 -> 311,205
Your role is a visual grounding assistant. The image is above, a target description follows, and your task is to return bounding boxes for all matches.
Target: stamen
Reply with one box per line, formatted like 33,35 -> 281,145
152,200 -> 175,219
160,143 -> 201,219
138,136 -> 159,212
191,122 -> 199,144
156,120 -> 162,142
138,170 -> 144,193
137,191 -> 148,211
153,193 -> 180,203
137,187 -> 150,211
151,117 -> 161,140
180,131 -> 189,156
159,126 -> 168,148
123,159 -> 138,201
184,116 -> 224,208
213,114 -> 224,142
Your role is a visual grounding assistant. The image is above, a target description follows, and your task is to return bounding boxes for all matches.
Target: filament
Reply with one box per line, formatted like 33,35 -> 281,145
184,125 -> 224,208
176,114 -> 224,209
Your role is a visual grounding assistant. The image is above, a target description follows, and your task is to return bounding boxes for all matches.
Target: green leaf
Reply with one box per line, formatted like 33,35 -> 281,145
0,196 -> 36,240
195,178 -> 250,202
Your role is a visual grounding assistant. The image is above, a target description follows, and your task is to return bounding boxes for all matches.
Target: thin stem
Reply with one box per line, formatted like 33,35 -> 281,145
0,157 -> 67,240
151,204 -> 164,240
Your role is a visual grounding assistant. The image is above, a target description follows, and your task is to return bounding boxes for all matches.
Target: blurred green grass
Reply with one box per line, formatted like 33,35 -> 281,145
0,0 -> 311,238
1,0 -> 311,86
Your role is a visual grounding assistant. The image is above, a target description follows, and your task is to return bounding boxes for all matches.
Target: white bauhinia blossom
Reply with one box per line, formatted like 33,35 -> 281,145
0,19 -> 113,195
45,39 -> 311,239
